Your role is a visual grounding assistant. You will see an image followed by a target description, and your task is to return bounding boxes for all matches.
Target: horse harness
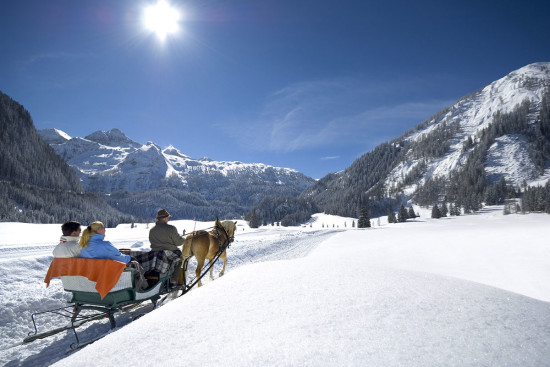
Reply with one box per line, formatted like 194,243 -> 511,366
187,222 -> 234,254
181,222 -> 233,278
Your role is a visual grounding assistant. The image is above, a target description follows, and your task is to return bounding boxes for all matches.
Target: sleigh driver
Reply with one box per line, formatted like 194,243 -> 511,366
148,209 -> 185,287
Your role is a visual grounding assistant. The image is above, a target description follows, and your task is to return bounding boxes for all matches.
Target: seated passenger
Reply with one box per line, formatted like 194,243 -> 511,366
79,222 -> 147,290
79,221 -> 130,264
53,220 -> 82,258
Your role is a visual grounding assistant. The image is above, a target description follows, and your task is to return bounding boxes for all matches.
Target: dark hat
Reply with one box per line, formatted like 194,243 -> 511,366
156,209 -> 171,219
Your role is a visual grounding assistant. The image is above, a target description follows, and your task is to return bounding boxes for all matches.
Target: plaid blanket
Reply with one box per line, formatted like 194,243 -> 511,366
121,249 -> 182,274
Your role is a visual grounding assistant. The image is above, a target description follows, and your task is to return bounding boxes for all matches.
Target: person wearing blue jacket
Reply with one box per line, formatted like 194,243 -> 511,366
79,221 -> 130,264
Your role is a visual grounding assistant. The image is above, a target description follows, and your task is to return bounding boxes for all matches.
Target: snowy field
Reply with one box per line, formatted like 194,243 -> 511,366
1,208 -> 549,366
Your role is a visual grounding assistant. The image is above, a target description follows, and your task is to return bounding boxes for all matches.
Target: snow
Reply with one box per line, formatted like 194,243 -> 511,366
1,209 -> 550,366
386,62 -> 550,191
529,168 -> 550,188
40,128 -> 309,193
37,129 -> 72,144
485,134 -> 538,185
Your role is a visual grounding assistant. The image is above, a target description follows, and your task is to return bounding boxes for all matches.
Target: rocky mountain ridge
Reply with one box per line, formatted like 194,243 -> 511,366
39,128 -> 315,219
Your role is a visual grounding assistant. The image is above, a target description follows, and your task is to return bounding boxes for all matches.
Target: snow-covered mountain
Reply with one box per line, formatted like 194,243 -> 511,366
302,62 -> 550,216
35,128 -> 73,145
39,128 -> 315,219
392,62 -> 550,191
39,128 -> 313,193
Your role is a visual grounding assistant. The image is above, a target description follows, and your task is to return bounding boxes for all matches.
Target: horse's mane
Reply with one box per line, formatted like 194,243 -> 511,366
220,220 -> 236,233
186,230 -> 209,239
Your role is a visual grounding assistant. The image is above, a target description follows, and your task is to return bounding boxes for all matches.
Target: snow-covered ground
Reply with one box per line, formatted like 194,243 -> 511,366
1,208 -> 549,366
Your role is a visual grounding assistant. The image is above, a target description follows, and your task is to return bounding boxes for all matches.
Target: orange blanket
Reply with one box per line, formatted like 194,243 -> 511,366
44,258 -> 127,299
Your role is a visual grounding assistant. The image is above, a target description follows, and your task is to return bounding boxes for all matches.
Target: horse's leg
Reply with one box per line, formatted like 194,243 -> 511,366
207,258 -> 215,280
182,256 -> 190,286
195,257 -> 205,287
219,251 -> 227,277
206,235 -> 217,281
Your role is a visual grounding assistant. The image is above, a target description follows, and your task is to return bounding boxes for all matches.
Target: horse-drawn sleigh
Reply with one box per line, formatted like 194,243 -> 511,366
21,219 -> 236,352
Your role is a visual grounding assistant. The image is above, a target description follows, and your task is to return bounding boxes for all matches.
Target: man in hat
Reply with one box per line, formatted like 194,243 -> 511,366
149,209 -> 185,252
149,209 -> 185,286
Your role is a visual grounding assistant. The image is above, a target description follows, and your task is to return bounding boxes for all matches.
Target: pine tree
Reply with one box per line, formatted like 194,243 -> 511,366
453,203 -> 461,216
387,206 -> 397,224
248,210 -> 261,228
431,204 -> 442,219
448,203 -> 455,216
440,202 -> 448,217
358,207 -> 371,228
397,204 -> 409,222
407,206 -> 416,218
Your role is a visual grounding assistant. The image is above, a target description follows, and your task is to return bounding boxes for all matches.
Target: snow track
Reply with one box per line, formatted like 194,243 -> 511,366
231,229 -> 342,265
0,245 -> 55,260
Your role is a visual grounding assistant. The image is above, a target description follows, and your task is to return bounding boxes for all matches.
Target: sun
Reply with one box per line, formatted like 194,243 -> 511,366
144,0 -> 181,41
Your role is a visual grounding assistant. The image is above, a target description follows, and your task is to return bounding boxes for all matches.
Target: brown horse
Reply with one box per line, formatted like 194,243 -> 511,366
182,219 -> 237,287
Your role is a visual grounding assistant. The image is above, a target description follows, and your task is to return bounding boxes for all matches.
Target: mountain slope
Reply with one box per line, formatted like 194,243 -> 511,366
0,92 -> 134,225
301,62 -> 550,216
0,93 -> 83,192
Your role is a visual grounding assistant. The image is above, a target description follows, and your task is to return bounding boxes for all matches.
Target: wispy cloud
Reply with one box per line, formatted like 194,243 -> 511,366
22,52 -> 96,67
18,52 -> 99,90
321,156 -> 340,160
225,76 -> 455,153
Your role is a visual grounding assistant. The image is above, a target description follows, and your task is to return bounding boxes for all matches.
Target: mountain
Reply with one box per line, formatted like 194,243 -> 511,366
39,128 -> 316,220
0,92 -> 134,225
37,128 -> 73,145
0,95 -> 83,192
300,62 -> 550,217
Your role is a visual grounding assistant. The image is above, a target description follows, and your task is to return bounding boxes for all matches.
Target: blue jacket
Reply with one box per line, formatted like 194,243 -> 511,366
80,234 -> 130,264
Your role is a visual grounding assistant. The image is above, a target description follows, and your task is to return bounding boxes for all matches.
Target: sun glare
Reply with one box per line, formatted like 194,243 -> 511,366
144,0 -> 181,41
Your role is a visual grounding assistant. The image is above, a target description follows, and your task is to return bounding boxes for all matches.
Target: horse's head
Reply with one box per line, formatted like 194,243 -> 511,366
214,218 -> 236,244
221,220 -> 237,243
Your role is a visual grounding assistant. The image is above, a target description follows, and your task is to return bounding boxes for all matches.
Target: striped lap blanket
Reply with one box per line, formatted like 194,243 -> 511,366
121,249 -> 182,275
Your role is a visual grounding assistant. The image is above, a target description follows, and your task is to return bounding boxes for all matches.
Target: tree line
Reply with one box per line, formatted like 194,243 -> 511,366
245,196 -> 320,228
0,91 -> 83,192
521,181 -> 550,214
0,181 -> 134,226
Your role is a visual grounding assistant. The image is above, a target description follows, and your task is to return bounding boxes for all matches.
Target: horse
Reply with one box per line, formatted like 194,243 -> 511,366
182,219 -> 237,287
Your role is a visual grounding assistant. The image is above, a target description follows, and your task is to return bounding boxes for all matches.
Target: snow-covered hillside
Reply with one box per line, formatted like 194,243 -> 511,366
485,134 -> 539,184
1,209 -> 549,366
389,62 -> 550,190
300,63 -> 550,220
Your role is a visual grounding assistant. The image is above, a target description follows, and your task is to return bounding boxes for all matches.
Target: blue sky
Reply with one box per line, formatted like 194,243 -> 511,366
1,0 -> 549,179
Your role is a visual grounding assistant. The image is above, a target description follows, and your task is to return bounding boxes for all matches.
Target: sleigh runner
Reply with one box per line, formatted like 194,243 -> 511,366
24,253 -> 182,350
